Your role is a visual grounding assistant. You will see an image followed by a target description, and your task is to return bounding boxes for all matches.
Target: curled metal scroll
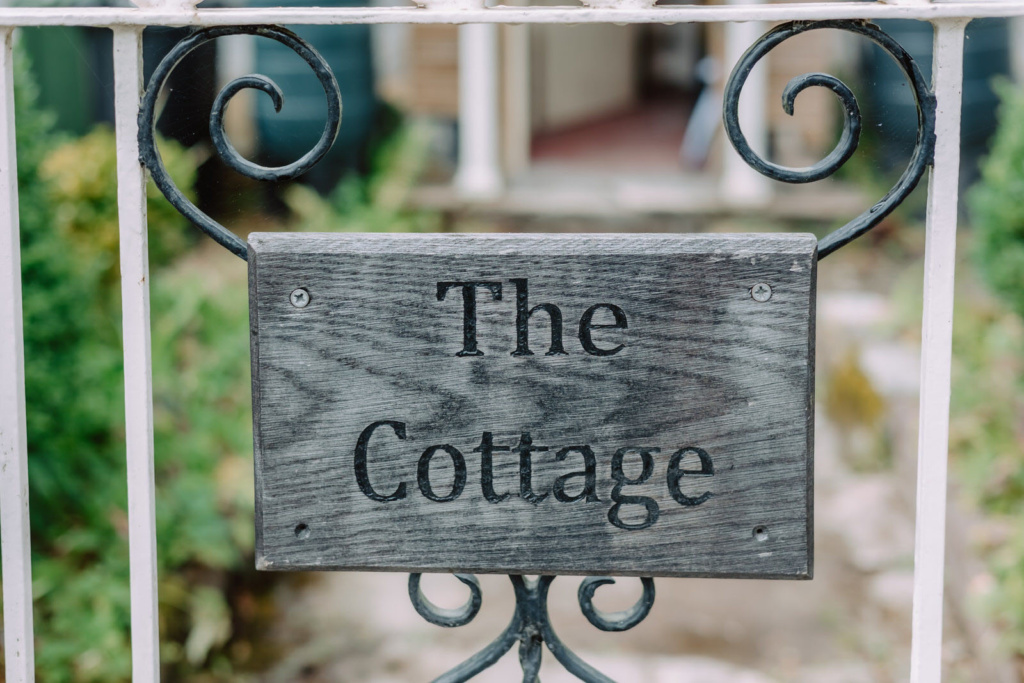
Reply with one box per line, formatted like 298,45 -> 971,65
409,573 -> 483,628
723,20 -> 936,259
138,26 -> 342,261
409,573 -> 655,682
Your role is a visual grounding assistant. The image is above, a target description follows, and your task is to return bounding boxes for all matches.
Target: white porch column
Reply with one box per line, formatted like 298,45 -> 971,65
720,14 -> 772,206
454,22 -> 503,200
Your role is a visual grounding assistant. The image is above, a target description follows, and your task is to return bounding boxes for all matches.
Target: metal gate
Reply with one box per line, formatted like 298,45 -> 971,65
0,0 -> 1008,680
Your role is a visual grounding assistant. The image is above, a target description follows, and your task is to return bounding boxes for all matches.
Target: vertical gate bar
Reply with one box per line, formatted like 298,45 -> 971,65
0,26 -> 36,683
112,26 -> 160,683
909,17 -> 967,683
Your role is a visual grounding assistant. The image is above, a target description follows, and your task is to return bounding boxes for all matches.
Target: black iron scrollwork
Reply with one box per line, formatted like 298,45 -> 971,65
723,20 -> 936,259
410,573 -> 484,628
141,21 -> 932,264
409,573 -> 655,683
138,26 -> 342,261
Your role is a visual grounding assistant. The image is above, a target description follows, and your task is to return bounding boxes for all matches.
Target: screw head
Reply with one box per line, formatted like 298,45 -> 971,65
750,283 -> 772,302
290,288 -> 310,308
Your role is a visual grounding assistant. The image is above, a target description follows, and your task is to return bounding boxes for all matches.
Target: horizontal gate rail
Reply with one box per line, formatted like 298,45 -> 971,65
0,2 -> 1020,26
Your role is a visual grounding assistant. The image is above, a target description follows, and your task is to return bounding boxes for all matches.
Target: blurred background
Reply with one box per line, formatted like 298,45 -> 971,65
6,6 -> 1024,682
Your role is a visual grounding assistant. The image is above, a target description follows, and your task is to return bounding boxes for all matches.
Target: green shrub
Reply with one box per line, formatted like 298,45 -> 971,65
40,125 -> 200,280
285,121 -> 441,234
967,79 -> 1024,319
12,40 -> 132,682
11,39 -> 436,681
946,289 -> 1024,656
11,43 -> 253,683
960,79 -> 1024,657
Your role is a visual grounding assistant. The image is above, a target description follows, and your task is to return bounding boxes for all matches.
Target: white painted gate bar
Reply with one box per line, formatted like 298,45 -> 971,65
910,18 -> 967,683
0,25 -> 36,683
112,26 -> 161,683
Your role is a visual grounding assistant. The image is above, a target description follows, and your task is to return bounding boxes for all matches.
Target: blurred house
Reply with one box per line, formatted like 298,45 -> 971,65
373,15 -> 1012,216
378,19 -> 796,214
20,13 -> 1014,216
372,17 -> 892,217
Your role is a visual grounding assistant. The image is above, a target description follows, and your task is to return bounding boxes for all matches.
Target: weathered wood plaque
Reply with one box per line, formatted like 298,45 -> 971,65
249,233 -> 816,578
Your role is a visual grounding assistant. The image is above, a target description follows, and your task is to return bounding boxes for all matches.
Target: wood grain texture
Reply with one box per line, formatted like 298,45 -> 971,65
249,232 -> 816,579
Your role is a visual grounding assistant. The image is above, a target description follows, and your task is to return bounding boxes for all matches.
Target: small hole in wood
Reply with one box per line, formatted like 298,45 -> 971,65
753,526 -> 769,542
295,523 -> 311,539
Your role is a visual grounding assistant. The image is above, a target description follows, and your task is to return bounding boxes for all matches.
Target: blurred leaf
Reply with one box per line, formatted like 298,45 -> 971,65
185,587 -> 233,667
284,121 -> 441,234
825,349 -> 885,430
968,79 -> 1024,320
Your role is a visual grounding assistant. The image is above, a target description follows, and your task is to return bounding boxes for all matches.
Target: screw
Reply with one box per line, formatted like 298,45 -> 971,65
750,283 -> 772,302
290,288 -> 310,308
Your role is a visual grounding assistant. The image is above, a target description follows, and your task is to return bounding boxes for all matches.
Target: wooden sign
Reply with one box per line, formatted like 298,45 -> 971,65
249,233 -> 816,579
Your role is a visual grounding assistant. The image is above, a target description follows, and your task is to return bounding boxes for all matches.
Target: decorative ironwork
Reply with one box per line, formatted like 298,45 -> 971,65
136,21 -> 931,682
140,21 -> 933,265
409,573 -> 655,683
138,26 -> 342,261
723,20 -> 937,259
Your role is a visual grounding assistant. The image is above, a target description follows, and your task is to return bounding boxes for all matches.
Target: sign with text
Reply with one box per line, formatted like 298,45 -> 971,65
249,233 -> 816,578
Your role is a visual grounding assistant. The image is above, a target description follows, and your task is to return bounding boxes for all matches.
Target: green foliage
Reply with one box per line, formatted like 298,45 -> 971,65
949,301 -> 1024,513
823,349 -> 891,472
945,289 -> 1024,655
13,41 -> 132,682
11,44 -> 253,682
150,266 -> 255,679
39,125 -> 200,280
968,79 -> 1024,319
889,249 -> 1024,656
285,121 -> 441,234
10,38 -> 434,681
824,350 -> 885,431
961,77 -> 1024,658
